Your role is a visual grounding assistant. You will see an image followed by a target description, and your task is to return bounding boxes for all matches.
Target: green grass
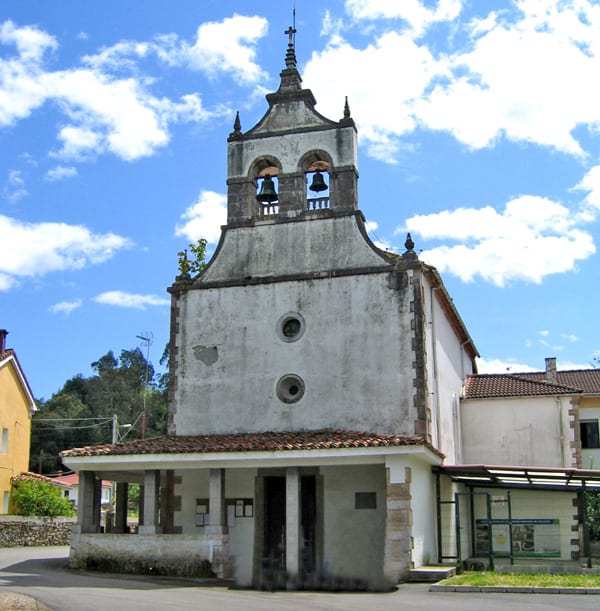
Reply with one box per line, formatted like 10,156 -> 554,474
440,572 -> 600,588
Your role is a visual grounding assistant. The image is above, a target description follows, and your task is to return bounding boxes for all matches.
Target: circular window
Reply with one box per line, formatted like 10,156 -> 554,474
277,312 -> 305,342
276,374 -> 305,404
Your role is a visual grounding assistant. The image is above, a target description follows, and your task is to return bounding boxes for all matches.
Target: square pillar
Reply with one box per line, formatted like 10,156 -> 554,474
74,471 -> 101,534
383,467 -> 413,584
139,470 -> 162,535
286,467 -> 301,589
207,468 -> 227,535
114,482 -> 128,533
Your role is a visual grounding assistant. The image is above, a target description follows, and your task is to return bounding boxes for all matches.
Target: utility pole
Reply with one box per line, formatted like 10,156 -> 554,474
112,414 -> 119,444
136,334 -> 151,439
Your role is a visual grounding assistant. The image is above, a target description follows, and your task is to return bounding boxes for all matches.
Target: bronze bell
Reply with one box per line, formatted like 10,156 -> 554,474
256,175 -> 278,203
309,170 -> 327,193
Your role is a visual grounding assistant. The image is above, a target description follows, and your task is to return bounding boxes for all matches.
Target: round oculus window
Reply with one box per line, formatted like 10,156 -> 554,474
276,374 -> 305,404
276,312 -> 305,342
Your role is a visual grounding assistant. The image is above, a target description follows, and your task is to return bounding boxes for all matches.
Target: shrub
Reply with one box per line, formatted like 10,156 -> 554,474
10,474 -> 75,517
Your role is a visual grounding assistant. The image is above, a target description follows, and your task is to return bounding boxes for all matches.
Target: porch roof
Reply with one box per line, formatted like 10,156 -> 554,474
436,464 -> 600,491
61,429 -> 443,459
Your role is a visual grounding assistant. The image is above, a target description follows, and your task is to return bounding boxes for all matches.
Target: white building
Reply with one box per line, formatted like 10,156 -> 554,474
62,34 -> 600,588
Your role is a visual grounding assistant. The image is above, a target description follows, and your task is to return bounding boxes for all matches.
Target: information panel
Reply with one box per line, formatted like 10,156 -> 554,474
475,518 -> 560,557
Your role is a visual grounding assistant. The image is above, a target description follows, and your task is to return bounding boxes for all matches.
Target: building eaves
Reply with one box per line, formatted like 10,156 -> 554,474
0,349 -> 37,414
60,429 -> 443,459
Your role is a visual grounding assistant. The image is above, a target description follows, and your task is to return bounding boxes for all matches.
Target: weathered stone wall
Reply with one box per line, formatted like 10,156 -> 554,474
0,516 -> 75,547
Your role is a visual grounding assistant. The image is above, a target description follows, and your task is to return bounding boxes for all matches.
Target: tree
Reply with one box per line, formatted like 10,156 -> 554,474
10,474 -> 75,517
30,345 -> 168,474
587,491 -> 600,541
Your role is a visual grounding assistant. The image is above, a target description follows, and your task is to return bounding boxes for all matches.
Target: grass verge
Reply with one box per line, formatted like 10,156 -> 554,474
439,572 -> 600,588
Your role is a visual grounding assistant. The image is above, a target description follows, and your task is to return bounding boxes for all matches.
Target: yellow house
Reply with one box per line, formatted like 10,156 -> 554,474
0,330 -> 36,514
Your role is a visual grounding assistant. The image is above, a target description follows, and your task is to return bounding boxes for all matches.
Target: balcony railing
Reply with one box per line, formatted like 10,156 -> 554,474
260,203 -> 279,216
307,197 -> 330,211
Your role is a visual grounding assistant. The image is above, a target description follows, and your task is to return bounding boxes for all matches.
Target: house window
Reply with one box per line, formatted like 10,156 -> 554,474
2,491 -> 9,514
1,428 -> 8,454
581,420 -> 600,449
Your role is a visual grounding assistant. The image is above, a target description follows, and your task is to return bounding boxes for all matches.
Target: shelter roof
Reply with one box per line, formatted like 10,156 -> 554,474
60,429 -> 442,459
436,464 -> 600,491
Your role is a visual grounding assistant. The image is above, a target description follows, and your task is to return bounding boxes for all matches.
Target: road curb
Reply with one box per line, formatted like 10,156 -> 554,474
430,584 -> 600,594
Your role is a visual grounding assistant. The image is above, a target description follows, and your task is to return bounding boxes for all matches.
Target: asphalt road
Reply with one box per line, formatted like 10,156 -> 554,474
0,546 -> 599,611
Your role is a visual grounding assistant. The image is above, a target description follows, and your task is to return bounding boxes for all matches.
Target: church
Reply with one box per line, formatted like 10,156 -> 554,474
61,29 -> 600,589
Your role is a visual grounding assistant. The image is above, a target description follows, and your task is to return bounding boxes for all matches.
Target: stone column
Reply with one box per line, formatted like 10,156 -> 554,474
383,466 -> 413,584
286,467 -> 301,589
114,482 -> 128,533
139,470 -> 162,534
207,468 -> 227,535
74,471 -> 100,534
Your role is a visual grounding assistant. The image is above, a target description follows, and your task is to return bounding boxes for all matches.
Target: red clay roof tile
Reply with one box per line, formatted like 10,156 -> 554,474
60,429 -> 442,458
464,369 -> 600,399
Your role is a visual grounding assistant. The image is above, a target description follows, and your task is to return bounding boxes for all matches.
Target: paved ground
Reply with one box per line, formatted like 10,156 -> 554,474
1,547 -> 600,610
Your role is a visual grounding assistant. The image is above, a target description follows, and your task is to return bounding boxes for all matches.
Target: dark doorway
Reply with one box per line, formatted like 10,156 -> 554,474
263,476 -> 286,587
301,475 -> 317,584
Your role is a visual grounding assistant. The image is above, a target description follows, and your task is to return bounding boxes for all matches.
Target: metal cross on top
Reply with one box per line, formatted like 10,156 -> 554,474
285,25 -> 296,47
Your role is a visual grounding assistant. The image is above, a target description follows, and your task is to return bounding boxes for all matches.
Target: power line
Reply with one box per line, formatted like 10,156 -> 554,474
33,416 -> 112,422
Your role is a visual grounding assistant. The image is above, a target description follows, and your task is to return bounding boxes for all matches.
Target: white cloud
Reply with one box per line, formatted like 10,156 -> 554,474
476,357 -> 538,374
93,291 -> 169,309
0,21 -> 231,164
403,195 -> 596,286
3,169 -> 28,202
345,0 -> 463,36
175,190 -> 227,244
574,165 -> 600,211
82,15 -> 268,85
561,333 -> 579,343
49,299 -> 82,315
0,215 -> 133,290
305,1 -> 600,161
184,14 -> 268,83
45,165 -> 78,181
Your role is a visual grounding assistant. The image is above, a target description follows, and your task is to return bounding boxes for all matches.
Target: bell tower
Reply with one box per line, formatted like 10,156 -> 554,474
226,26 -> 358,224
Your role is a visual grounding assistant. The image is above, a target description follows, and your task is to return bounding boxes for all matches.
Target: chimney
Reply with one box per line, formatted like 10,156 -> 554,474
545,357 -> 557,384
0,329 -> 7,352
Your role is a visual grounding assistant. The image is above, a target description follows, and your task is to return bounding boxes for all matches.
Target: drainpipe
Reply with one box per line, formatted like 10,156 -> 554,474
430,285 -> 442,450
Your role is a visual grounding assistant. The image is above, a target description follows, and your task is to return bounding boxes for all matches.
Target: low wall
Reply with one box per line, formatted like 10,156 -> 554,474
70,532 -> 230,578
0,516 -> 75,547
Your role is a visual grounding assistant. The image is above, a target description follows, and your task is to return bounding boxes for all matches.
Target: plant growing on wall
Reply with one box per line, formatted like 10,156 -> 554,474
10,474 -> 75,517
177,238 -> 207,276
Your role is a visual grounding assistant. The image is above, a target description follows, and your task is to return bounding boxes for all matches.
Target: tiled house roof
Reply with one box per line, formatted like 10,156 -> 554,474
464,369 -> 600,399
60,429 -> 443,458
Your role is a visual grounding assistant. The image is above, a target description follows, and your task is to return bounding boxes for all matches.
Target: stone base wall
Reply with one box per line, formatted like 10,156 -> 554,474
0,516 -> 75,547
70,532 -> 230,579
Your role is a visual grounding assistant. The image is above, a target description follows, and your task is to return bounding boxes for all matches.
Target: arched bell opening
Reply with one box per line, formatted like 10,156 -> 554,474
301,153 -> 332,212
252,158 -> 281,217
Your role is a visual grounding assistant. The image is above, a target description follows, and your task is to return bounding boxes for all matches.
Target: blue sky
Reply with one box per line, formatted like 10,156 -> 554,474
1,0 -> 599,401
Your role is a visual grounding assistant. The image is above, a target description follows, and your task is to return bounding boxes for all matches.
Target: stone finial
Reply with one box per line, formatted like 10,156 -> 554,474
340,96 -> 356,127
228,111 -> 242,140
402,233 -> 418,262
344,96 -> 351,119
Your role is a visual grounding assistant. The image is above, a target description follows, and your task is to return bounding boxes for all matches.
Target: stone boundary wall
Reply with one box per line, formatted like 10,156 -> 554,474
0,516 -> 75,547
